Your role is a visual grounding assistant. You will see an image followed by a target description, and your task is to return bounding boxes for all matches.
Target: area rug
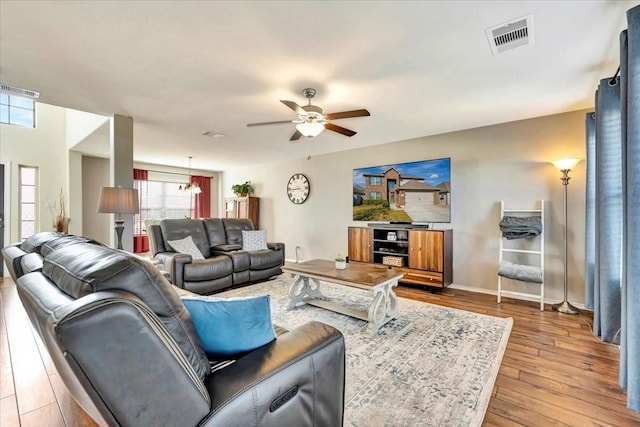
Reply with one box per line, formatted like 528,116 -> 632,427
218,277 -> 513,427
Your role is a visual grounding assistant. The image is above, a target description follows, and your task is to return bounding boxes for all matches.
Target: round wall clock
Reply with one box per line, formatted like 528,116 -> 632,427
287,173 -> 310,204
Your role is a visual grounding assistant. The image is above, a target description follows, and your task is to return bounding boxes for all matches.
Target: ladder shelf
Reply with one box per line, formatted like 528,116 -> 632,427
497,200 -> 545,311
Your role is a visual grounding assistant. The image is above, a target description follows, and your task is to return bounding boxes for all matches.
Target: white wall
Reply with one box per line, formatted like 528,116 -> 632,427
0,102 -> 73,245
82,156 -> 111,243
222,109 -> 589,305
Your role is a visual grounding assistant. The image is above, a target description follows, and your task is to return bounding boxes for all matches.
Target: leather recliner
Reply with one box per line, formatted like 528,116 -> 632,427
2,236 -> 346,427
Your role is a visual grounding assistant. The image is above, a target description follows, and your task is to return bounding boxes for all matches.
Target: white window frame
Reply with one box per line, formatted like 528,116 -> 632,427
19,165 -> 38,240
1,94 -> 36,128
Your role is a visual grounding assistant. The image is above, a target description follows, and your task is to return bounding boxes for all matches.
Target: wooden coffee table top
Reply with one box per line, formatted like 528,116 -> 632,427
282,259 -> 403,288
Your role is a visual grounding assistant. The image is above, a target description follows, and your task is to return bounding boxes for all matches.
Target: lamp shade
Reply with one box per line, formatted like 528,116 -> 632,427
296,122 -> 325,137
551,158 -> 582,171
97,187 -> 139,214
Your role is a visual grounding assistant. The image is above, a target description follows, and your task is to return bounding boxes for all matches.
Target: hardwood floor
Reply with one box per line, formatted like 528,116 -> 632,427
1,276 -> 639,426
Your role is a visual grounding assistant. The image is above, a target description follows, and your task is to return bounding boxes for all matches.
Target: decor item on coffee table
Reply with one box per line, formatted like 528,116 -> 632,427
219,277 -> 513,427
283,259 -> 402,336
97,186 -> 139,250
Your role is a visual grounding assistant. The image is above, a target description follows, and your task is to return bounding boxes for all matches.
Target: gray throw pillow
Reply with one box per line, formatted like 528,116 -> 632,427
167,236 -> 205,260
242,230 -> 268,252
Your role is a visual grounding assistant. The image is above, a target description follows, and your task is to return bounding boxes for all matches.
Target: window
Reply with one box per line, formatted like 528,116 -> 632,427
1,95 -> 35,127
369,176 -> 382,185
369,192 -> 381,200
135,180 -> 192,234
20,166 -> 37,240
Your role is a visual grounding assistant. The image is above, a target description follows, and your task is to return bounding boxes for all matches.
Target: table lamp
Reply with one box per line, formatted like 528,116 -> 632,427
97,186 -> 139,249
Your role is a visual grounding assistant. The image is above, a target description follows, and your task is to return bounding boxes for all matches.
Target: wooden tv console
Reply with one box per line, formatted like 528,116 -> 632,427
348,226 -> 452,288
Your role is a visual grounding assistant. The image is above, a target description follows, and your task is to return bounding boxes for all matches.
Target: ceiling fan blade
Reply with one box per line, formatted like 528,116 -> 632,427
246,120 -> 293,127
289,130 -> 302,141
281,100 -> 306,115
325,109 -> 370,120
325,122 -> 356,137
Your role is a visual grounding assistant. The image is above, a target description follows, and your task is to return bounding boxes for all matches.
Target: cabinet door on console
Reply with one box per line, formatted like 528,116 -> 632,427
408,230 -> 444,272
348,227 -> 372,263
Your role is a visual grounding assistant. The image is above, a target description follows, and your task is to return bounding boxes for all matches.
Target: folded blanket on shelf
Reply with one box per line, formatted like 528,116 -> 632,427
497,260 -> 543,283
499,216 -> 542,240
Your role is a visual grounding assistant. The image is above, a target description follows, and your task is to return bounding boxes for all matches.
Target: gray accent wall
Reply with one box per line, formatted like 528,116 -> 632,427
222,109 -> 589,305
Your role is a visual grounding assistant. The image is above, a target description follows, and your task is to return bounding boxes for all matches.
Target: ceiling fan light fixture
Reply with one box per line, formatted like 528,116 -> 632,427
296,122 -> 325,137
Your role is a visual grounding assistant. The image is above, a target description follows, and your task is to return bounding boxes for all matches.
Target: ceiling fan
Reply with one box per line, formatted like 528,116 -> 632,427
246,88 -> 370,141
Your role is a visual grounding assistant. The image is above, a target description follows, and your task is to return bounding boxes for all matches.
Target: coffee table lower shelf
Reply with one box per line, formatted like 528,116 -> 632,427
282,260 -> 403,336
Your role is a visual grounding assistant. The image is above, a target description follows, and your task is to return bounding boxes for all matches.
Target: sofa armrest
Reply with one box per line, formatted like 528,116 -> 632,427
1,244 -> 28,281
53,290 -> 211,426
204,321 -> 345,427
267,242 -> 285,252
154,251 -> 192,287
211,243 -> 243,252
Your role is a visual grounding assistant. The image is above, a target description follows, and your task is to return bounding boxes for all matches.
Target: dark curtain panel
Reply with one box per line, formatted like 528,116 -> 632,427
620,5 -> 640,412
133,168 -> 149,253
594,79 -> 622,342
192,176 -> 211,219
586,5 -> 639,412
584,112 -> 596,310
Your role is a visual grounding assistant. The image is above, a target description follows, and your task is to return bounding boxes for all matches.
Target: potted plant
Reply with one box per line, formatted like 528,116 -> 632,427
231,181 -> 253,197
50,188 -> 70,234
335,254 -> 346,270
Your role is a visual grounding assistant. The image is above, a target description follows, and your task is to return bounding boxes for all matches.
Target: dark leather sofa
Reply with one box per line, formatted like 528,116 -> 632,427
148,218 -> 284,294
2,232 -> 346,426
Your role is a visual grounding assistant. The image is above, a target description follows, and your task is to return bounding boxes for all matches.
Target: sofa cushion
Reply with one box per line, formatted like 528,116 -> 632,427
181,295 -> 275,358
160,219 -> 211,258
250,249 -> 284,270
21,252 -> 44,274
40,235 -> 103,257
168,236 -> 205,261
203,218 -> 227,248
43,243 -> 210,381
183,256 -> 233,281
221,218 -> 254,246
241,230 -> 268,252
19,231 -> 63,254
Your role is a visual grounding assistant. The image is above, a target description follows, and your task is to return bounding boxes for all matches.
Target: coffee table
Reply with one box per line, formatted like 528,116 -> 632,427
282,259 -> 404,336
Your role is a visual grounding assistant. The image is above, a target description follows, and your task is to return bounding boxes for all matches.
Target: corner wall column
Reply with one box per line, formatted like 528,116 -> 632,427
110,114 -> 134,252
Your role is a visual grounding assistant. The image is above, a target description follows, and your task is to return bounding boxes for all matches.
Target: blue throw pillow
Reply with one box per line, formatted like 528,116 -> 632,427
181,295 -> 276,358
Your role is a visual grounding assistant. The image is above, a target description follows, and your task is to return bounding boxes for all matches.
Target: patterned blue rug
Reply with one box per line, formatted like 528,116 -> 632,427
219,276 -> 513,427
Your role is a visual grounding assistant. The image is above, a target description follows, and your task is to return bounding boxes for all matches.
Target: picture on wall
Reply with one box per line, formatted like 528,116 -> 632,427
352,157 -> 451,223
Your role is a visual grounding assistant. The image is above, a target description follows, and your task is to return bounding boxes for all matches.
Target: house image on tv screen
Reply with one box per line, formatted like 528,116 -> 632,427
352,158 -> 451,223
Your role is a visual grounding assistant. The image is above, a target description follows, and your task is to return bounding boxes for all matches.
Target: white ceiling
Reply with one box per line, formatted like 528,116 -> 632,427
1,1 -> 635,172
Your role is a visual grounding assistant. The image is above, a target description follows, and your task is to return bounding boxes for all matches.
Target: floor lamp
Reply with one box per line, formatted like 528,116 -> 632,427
550,158 -> 582,314
97,186 -> 139,250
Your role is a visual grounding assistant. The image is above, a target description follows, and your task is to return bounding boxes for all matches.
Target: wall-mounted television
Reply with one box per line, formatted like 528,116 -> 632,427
352,157 -> 451,223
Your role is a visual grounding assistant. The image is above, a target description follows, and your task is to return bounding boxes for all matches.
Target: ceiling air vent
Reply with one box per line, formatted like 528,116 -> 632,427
201,130 -> 224,138
485,14 -> 534,55
0,83 -> 40,99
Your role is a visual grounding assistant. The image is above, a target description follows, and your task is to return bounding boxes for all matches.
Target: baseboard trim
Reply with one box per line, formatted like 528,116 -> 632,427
448,282 -> 586,310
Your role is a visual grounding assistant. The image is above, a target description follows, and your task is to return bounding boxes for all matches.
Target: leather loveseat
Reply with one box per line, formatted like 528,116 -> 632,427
2,233 -> 346,426
148,218 -> 284,294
